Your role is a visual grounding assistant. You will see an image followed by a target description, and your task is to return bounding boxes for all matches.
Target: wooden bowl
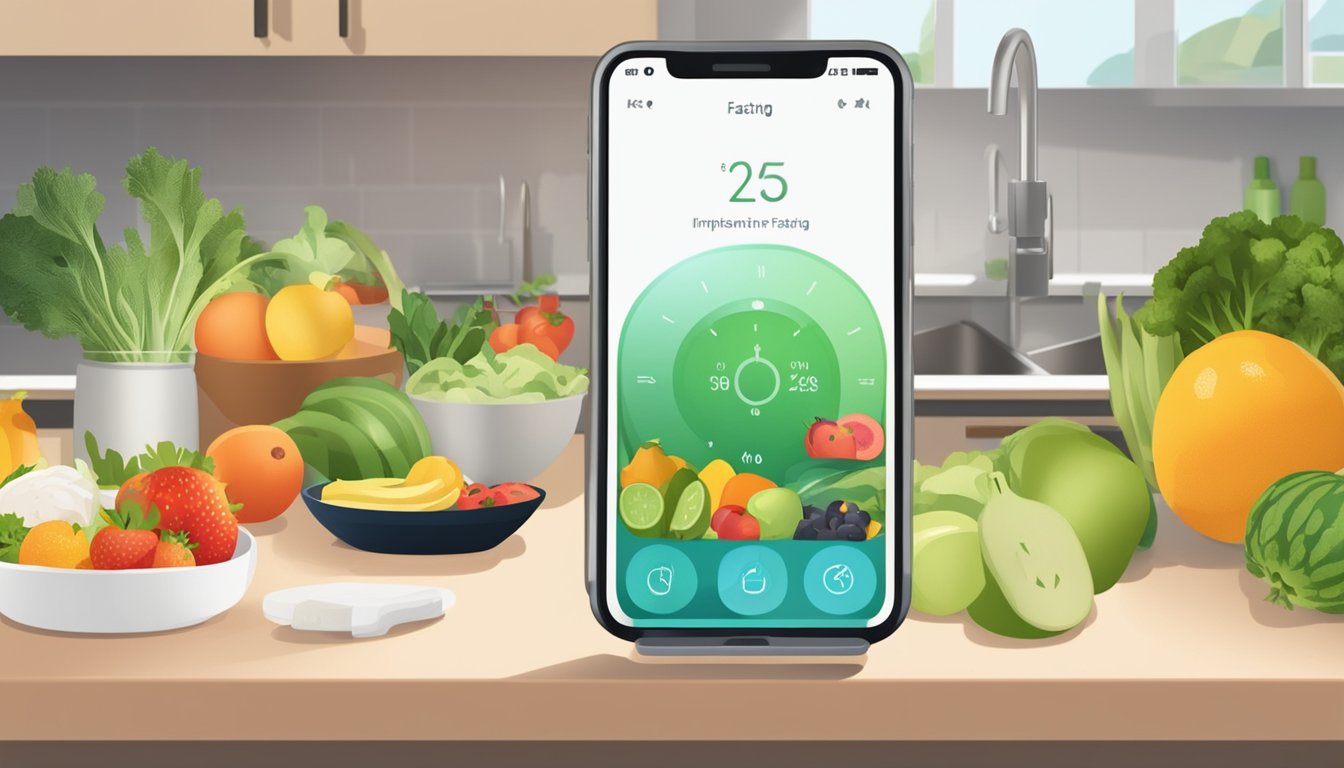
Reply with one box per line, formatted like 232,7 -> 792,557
196,326 -> 404,446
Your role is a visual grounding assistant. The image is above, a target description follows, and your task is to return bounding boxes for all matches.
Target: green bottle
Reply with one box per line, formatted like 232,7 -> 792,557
1291,156 -> 1326,226
1244,156 -> 1281,224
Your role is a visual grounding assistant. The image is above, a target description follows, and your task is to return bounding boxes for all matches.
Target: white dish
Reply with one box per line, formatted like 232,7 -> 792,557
263,582 -> 455,638
409,392 -> 585,486
0,528 -> 257,634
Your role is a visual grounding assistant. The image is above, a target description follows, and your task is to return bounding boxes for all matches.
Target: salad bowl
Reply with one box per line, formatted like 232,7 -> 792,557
409,393 -> 585,486
0,529 -> 257,634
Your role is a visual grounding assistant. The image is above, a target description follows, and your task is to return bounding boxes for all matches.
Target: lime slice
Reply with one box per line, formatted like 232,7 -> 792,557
669,480 -> 710,540
619,483 -> 667,537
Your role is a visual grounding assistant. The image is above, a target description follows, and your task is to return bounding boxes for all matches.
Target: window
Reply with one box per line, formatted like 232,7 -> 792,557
1176,0 -> 1284,85
1309,0 -> 1344,85
809,0 -> 936,84
953,0 -> 1134,87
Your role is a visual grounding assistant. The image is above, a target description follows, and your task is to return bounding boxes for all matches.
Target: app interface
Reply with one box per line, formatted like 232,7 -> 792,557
606,57 -> 897,628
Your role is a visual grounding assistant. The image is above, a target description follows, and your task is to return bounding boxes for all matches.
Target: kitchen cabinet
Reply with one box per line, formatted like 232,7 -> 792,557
0,0 -> 656,56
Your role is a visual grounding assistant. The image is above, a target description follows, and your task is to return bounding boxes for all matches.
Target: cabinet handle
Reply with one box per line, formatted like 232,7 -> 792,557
254,0 -> 268,38
339,0 -> 350,38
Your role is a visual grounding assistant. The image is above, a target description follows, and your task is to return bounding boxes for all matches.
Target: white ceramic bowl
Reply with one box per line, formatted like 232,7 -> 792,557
410,393 -> 585,486
0,529 -> 257,634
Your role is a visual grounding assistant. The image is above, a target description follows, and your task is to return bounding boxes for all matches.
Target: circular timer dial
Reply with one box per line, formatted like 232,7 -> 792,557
619,245 -> 887,480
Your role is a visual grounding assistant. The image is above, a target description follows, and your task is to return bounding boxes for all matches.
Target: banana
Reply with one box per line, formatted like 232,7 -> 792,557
325,487 -> 462,512
324,478 -> 448,505
404,456 -> 464,490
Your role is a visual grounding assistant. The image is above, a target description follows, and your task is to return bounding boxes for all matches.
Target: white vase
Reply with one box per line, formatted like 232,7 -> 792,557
73,358 -> 200,463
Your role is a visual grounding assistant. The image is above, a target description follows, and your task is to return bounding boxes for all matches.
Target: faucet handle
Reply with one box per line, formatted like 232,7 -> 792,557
1045,192 -> 1053,279
986,144 -> 1006,234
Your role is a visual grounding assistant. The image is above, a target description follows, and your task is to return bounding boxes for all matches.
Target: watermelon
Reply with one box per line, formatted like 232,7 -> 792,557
1244,470 -> 1344,613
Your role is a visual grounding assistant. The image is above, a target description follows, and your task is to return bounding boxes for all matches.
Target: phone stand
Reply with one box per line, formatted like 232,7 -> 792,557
635,637 -> 869,657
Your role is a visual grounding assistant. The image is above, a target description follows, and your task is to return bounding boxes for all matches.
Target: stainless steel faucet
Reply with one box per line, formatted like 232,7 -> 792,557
988,28 -> 1053,348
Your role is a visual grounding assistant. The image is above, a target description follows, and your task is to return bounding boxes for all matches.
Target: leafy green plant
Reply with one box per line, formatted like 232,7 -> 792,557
84,432 -> 214,490
0,513 -> 28,564
1099,293 -> 1183,496
1136,211 -> 1344,380
509,273 -> 557,305
0,148 -> 281,362
387,290 -> 499,377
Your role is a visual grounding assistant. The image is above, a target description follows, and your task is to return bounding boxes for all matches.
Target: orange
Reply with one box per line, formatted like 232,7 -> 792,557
718,472 -> 777,510
195,292 -> 278,360
207,425 -> 304,524
1152,330 -> 1344,543
19,521 -> 92,569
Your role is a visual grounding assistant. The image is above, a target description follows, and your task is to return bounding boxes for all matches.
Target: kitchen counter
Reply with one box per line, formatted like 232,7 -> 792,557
1,435 -> 1340,742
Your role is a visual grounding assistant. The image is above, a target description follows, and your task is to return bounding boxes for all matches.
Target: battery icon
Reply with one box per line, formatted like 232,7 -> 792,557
855,67 -> 879,76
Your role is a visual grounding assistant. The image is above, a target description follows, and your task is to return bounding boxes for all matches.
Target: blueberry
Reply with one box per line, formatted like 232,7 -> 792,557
844,510 -> 871,529
827,515 -> 842,530
836,523 -> 865,541
811,515 -> 829,532
816,529 -> 838,541
794,520 -> 818,540
826,500 -> 848,517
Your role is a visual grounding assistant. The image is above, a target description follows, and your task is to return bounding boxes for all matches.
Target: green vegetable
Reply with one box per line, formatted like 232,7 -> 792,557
1245,470 -> 1344,613
0,512 -> 29,564
251,206 -> 359,295
1099,293 -> 1182,547
509,273 -> 558,306
1013,430 -> 1151,594
1136,211 -> 1344,380
977,472 -> 1093,633
407,344 -> 589,404
326,220 -> 406,312
786,463 -> 885,524
912,510 -> 984,616
273,377 -> 431,481
388,290 -> 499,377
1,463 -> 36,489
0,148 -> 279,361
911,450 -> 999,518
84,433 -> 213,490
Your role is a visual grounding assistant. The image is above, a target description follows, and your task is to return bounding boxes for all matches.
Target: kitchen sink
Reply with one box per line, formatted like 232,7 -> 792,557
1027,335 -> 1106,375
913,322 -> 1046,376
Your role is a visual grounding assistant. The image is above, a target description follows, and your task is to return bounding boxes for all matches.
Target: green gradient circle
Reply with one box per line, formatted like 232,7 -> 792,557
618,244 -> 886,474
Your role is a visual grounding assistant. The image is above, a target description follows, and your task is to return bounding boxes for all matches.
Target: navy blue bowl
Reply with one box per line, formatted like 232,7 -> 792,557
301,483 -> 545,555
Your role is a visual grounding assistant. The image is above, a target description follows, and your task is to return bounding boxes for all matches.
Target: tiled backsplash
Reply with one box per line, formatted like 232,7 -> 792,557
0,56 -> 594,294
5,58 -> 1344,301
916,89 -> 1344,277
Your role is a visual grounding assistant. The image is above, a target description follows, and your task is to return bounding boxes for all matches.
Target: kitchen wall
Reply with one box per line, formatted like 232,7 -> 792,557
917,89 -> 1344,278
0,56 -> 594,296
4,56 -> 1344,359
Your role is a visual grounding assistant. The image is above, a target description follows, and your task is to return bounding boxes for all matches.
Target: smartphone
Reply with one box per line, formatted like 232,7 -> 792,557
587,42 -> 911,649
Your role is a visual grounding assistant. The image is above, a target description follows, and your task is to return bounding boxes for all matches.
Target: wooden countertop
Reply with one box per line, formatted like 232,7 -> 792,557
1,436 -> 1341,742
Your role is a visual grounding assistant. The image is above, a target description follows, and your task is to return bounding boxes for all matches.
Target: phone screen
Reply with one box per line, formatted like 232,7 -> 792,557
602,54 -> 901,630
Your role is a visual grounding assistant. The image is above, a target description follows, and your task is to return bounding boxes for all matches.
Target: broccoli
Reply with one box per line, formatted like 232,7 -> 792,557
1136,211 -> 1344,381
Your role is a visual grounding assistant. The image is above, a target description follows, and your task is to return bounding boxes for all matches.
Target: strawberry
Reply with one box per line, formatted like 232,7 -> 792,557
90,501 -> 160,570
118,466 -> 238,565
153,530 -> 197,568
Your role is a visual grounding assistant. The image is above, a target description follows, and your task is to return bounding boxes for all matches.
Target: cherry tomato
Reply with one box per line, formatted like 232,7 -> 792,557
492,482 -> 539,504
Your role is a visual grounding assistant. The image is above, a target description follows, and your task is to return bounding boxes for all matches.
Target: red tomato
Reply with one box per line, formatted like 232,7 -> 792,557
517,299 -> 575,359
459,483 -> 508,510
492,482 -> 539,504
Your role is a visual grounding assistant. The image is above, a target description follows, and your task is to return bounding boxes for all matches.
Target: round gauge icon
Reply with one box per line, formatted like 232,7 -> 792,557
618,244 -> 886,479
